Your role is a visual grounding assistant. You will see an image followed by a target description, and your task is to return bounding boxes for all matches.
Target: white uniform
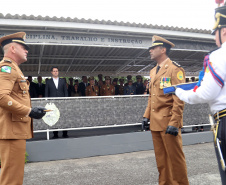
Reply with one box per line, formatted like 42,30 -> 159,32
175,42 -> 226,114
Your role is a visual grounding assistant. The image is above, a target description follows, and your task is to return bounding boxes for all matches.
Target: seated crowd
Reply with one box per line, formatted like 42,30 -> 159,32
27,74 -> 150,98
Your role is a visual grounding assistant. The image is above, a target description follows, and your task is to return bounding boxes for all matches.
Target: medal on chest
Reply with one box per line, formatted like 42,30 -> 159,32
160,77 -> 171,89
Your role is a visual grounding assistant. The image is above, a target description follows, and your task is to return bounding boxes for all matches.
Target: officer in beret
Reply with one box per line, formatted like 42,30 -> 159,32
0,32 -> 46,185
100,76 -> 115,96
85,76 -> 99,96
175,4 -> 226,184
142,35 -> 189,184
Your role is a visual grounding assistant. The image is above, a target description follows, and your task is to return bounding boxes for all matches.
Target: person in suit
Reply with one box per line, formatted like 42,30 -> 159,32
118,78 -> 124,95
36,76 -> 45,98
112,78 -> 119,95
133,75 -> 143,94
27,75 -> 37,98
78,76 -> 88,96
45,67 -> 69,138
142,35 -> 189,185
0,32 -> 46,185
68,77 -> 74,97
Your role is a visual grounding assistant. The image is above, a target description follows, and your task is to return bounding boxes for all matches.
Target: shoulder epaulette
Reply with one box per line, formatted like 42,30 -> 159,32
4,59 -> 12,63
172,61 -> 181,67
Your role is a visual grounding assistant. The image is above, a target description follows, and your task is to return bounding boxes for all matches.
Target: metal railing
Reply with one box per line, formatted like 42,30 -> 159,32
31,94 -> 211,140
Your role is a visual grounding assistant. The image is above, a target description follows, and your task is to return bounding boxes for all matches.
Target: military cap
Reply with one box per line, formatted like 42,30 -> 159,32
212,5 -> 226,35
119,78 -> 124,82
136,75 -> 142,79
149,35 -> 175,50
128,79 -> 133,83
0,32 -> 29,50
98,74 -> 103,78
88,76 -> 94,81
113,78 -> 118,82
127,75 -> 132,80
105,76 -> 111,80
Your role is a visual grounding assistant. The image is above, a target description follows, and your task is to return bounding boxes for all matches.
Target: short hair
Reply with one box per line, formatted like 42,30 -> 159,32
51,67 -> 58,71
160,46 -> 171,56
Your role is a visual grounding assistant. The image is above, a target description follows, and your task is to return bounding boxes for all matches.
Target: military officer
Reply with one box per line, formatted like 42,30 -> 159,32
100,76 -> 115,96
0,32 -> 46,185
142,35 -> 189,185
175,4 -> 226,184
85,76 -> 99,96
124,79 -> 136,95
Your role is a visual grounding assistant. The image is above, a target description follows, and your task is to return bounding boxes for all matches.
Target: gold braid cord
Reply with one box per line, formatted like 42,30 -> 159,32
213,12 -> 226,29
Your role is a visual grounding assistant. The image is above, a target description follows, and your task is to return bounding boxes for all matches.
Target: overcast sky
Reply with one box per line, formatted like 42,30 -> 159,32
0,0 -> 219,30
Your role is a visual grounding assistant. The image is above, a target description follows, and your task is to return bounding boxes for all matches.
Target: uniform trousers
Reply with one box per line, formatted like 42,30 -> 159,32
151,130 -> 189,185
0,139 -> 26,185
215,116 -> 226,184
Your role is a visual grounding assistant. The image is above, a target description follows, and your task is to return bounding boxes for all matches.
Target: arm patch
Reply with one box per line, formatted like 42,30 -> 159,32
1,66 -> 11,73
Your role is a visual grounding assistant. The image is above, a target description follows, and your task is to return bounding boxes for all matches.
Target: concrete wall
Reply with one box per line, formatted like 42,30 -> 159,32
31,96 -> 210,131
26,131 -> 213,162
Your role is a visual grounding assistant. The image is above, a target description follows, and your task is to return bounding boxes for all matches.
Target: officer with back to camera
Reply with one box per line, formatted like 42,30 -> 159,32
175,4 -> 226,184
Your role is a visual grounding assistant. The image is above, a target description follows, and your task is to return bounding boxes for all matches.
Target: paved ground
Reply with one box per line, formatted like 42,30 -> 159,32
23,142 -> 221,185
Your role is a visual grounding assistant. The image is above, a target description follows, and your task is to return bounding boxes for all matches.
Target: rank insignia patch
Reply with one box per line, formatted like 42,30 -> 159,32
1,66 -> 11,73
177,71 -> 183,80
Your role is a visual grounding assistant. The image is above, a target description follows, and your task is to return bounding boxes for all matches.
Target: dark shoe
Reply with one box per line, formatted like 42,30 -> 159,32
52,135 -> 59,139
62,135 -> 69,138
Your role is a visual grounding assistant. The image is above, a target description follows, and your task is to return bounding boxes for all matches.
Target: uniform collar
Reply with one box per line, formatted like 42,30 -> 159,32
158,57 -> 169,68
152,58 -> 172,83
